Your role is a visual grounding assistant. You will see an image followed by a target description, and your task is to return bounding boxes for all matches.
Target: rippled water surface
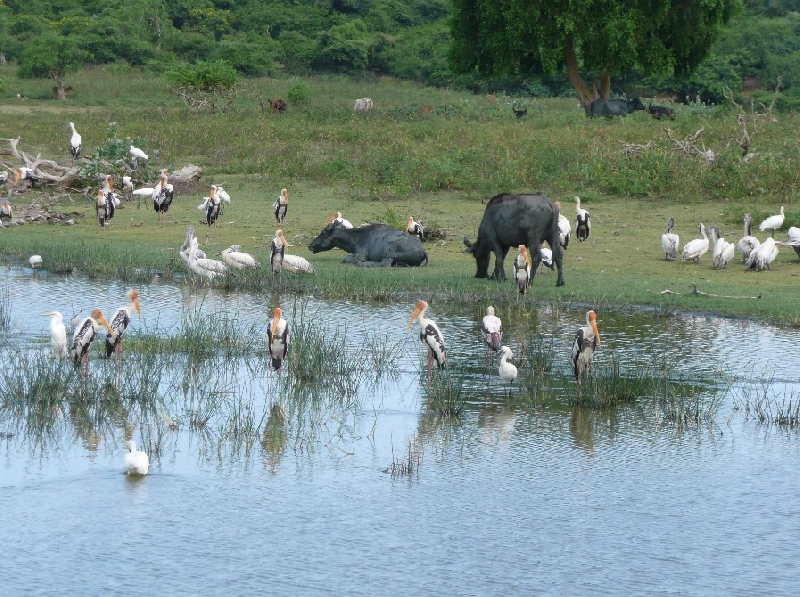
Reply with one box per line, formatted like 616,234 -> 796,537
1,265 -> 799,596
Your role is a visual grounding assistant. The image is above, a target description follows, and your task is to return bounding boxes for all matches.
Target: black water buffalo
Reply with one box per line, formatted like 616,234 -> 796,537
648,103 -> 676,120
308,222 -> 428,267
588,97 -> 646,118
463,193 -> 564,286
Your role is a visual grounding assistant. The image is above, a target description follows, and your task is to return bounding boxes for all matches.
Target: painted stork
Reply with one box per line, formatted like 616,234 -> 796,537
270,229 -> 287,279
273,188 -> 289,223
408,299 -> 447,385
41,311 -> 68,359
738,213 -> 761,263
95,189 -> 109,227
709,226 -> 735,270
661,217 -> 679,261
124,440 -> 149,475
69,122 -> 81,160
407,216 -> 424,242
105,289 -> 141,358
514,245 -> 532,297
267,307 -> 289,371
498,346 -> 518,384
15,167 -> 38,188
746,237 -> 779,271
29,255 -> 42,269
575,196 -> 591,242
218,245 -> 260,269
101,174 -> 118,221
0,198 -> 12,222
758,206 -> 784,237
71,308 -> 112,369
152,172 -> 174,219
571,310 -> 601,384
327,211 -> 353,228
481,306 -> 503,354
778,226 -> 800,259
558,212 -> 571,249
681,223 -> 709,263
200,185 -> 222,228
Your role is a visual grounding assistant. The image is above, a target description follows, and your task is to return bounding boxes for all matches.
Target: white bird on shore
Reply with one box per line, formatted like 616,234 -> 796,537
681,223 -> 709,263
571,310 -> 600,384
778,226 -> 800,259
41,311 -> 68,359
481,306 -> 503,354
575,196 -> 591,242
709,226 -> 735,270
759,206 -> 784,237
179,228 -> 227,279
29,255 -> 42,269
106,289 -> 141,358
69,122 -> 82,160
738,213 -> 761,263
746,237 -> 779,271
327,211 -> 353,228
130,145 -> 148,161
124,440 -> 149,475
661,217 -> 679,260
408,299 -> 446,385
218,245 -> 259,269
282,253 -> 316,275
498,345 -> 518,384
267,306 -> 289,371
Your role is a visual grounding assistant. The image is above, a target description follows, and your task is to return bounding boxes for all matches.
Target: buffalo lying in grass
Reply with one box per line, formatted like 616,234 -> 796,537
309,222 -> 428,267
588,97 -> 646,118
464,192 -> 564,286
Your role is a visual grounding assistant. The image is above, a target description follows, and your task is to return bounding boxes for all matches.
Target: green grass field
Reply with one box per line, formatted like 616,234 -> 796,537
1,65 -> 799,324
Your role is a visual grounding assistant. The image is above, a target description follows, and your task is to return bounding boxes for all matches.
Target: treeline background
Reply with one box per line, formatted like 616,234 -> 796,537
1,0 -> 800,107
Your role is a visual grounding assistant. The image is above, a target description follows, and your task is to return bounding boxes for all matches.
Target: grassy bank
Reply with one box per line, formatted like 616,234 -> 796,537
2,66 -> 800,324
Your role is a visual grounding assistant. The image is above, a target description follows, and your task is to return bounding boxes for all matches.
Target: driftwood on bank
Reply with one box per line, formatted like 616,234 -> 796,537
654,285 -> 761,300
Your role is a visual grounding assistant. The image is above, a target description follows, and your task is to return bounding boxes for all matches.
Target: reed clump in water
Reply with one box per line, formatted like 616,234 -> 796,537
385,437 -> 422,479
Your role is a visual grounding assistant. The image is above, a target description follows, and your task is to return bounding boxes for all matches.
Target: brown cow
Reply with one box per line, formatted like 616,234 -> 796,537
269,98 -> 287,113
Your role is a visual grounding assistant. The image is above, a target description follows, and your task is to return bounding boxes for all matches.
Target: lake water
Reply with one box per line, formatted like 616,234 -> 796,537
1,265 -> 798,596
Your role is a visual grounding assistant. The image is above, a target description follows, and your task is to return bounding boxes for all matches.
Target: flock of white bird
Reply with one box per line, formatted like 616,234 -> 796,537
665,205 -> 796,272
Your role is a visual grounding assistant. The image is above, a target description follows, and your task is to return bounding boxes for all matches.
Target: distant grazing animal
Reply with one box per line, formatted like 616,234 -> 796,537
486,94 -> 497,104
681,223 -> 709,263
269,98 -> 287,112
648,102 -> 676,120
661,217 -> 679,261
575,196 -> 591,242
353,98 -> 374,112
758,206 -> 784,237
407,216 -> 424,242
309,222 -> 428,267
463,192 -> 565,286
588,97 -> 646,118
512,106 -> 528,118
273,188 -> 288,223
420,105 -> 433,114
51,85 -> 73,99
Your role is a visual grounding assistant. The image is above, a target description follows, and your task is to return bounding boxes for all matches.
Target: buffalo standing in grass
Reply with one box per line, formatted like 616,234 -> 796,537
309,222 -> 428,267
588,97 -> 646,118
463,193 -> 564,286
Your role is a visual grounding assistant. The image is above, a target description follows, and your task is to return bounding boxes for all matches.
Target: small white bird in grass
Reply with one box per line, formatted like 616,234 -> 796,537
124,440 -> 149,475
498,345 -> 518,384
758,206 -> 785,237
218,245 -> 260,269
514,245 -> 532,297
273,188 -> 289,223
572,310 -> 601,384
267,307 -> 290,372
575,196 -> 591,242
481,306 -> 503,354
29,255 -> 43,269
41,311 -> 68,359
746,237 -> 779,271
738,213 -> 761,263
681,223 -> 709,263
661,217 -> 679,261
408,299 -> 447,386
106,289 -> 142,358
327,211 -> 353,228
71,308 -> 113,370
407,216 -> 424,242
69,122 -> 81,160
709,226 -> 735,270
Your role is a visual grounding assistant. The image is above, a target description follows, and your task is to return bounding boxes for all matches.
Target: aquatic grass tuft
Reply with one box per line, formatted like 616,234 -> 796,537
385,436 -> 422,479
423,367 -> 468,417
0,288 -> 11,334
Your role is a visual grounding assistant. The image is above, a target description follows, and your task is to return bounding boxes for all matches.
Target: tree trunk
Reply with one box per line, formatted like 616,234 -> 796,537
563,36 -> 594,113
0,53 -> 7,67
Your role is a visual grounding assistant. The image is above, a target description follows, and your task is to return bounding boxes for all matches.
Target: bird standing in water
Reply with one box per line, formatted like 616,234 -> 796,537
408,299 -> 446,386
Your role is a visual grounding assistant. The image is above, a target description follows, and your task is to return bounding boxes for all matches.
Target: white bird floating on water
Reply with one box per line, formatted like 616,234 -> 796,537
69,121 -> 81,160
661,217 -> 679,261
681,222 -> 709,263
124,440 -> 149,475
41,311 -> 68,359
218,245 -> 259,269
758,206 -> 784,237
498,345 -> 518,384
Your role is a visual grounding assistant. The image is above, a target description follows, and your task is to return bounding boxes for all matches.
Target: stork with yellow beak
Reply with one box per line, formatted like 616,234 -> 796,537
408,299 -> 446,385
106,289 -> 142,358
267,307 -> 289,371
571,310 -> 601,384
514,245 -> 532,297
71,308 -> 113,370
270,229 -> 287,279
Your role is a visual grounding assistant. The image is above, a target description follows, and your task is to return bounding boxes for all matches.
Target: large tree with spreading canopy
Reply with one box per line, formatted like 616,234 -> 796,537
449,0 -> 743,107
